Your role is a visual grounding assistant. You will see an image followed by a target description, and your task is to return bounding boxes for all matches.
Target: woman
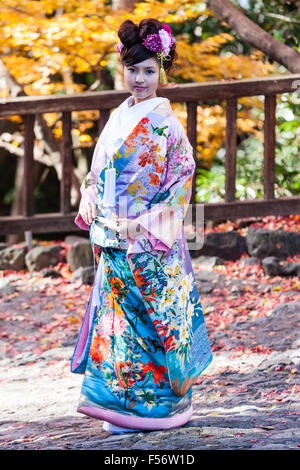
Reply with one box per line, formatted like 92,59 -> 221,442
71,18 -> 212,434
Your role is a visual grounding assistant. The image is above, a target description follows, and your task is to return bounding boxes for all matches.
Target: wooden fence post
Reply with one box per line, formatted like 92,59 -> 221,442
23,114 -> 35,249
23,114 -> 35,217
61,111 -> 73,214
264,94 -> 276,200
225,98 -> 237,203
98,109 -> 110,135
187,101 -> 198,225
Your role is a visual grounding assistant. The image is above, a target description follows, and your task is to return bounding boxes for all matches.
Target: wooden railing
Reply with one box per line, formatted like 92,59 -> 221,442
0,73 -> 300,236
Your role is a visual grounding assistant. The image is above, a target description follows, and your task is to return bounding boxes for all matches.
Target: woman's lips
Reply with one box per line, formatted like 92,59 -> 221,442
135,86 -> 145,90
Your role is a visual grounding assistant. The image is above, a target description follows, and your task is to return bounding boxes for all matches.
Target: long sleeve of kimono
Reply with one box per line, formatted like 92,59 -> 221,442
75,114 -> 114,231
135,121 -> 195,250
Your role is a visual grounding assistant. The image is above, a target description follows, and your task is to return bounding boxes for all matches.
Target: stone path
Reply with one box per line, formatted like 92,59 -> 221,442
0,258 -> 299,451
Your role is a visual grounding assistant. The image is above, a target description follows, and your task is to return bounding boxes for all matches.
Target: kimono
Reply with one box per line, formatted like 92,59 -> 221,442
71,95 -> 212,430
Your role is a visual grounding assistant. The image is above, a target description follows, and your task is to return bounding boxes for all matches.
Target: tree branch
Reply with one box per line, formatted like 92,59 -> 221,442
207,0 -> 300,73
264,12 -> 300,25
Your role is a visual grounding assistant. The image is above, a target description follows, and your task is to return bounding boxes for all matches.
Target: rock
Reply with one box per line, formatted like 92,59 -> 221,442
193,232 -> 247,260
25,244 -> 63,272
238,256 -> 260,267
246,227 -> 300,259
0,277 -> 18,296
195,269 -> 219,282
199,284 -> 214,294
262,257 -> 300,277
271,300 -> 300,317
280,261 -> 300,277
64,235 -> 89,245
0,246 -> 26,270
193,255 -> 225,267
0,284 -> 17,296
71,266 -> 95,285
61,334 -> 78,348
294,263 -> 300,277
67,241 -> 93,272
40,268 -> 62,278
262,256 -> 282,277
258,350 -> 299,370
0,278 -> 10,289
292,338 -> 300,349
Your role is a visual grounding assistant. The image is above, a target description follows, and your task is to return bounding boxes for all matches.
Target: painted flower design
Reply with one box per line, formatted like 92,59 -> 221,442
115,360 -> 137,389
141,361 -> 168,385
90,335 -> 110,365
97,308 -> 128,337
179,322 -> 189,344
109,276 -> 126,295
181,272 -> 194,298
160,280 -> 176,312
149,172 -> 160,186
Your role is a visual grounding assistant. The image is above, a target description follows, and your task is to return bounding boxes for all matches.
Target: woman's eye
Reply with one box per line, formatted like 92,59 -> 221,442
128,69 -> 154,74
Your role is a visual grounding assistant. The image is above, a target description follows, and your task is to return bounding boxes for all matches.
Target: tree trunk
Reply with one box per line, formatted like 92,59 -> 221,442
6,158 -> 25,244
207,0 -> 300,73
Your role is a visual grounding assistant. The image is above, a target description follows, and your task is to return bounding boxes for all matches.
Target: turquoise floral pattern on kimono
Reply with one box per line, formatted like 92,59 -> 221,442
74,247 -> 192,421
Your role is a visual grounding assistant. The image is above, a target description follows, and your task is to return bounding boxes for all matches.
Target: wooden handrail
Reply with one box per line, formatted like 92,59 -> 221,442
1,74 -> 299,116
0,73 -> 300,236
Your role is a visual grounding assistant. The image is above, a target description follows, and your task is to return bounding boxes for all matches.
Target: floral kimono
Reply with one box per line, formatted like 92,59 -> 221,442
71,95 -> 212,430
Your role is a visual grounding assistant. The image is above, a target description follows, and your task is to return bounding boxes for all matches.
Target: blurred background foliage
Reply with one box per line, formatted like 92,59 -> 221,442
0,0 -> 299,216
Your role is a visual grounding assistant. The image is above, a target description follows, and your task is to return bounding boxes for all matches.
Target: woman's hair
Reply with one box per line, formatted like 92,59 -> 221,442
118,18 -> 177,74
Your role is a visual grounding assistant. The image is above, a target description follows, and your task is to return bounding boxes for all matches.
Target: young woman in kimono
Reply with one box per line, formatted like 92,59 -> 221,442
71,18 -> 212,434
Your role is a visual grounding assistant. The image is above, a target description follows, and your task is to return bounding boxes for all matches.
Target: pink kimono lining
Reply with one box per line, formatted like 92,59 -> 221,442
77,403 -> 193,430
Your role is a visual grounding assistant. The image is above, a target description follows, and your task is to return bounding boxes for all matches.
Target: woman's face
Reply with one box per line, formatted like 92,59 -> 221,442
123,57 -> 160,105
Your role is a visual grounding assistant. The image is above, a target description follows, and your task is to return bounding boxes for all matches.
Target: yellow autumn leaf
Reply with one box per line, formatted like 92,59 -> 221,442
68,316 -> 80,323
40,338 -> 51,344
79,134 -> 92,143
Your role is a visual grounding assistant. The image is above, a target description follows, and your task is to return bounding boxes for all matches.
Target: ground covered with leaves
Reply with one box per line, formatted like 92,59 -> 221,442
0,215 -> 299,450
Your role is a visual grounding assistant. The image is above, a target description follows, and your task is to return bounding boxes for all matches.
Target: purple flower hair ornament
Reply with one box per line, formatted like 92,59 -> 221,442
117,39 -> 124,54
142,25 -> 174,56
117,24 -> 174,57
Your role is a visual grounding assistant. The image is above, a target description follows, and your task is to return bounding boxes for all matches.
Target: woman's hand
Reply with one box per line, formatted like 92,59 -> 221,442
80,201 -> 97,226
115,217 -> 146,240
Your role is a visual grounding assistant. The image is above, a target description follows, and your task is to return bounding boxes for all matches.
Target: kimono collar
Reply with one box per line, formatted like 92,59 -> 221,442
104,95 -> 169,162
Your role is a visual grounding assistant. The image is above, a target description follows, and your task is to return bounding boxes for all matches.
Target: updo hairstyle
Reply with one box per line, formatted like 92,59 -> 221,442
117,18 -> 177,74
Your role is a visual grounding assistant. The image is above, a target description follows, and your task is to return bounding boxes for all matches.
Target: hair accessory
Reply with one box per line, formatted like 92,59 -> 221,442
117,24 -> 174,84
117,39 -> 124,54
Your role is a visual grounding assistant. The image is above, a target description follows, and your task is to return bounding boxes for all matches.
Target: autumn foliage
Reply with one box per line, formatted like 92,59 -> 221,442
0,0 -> 278,169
